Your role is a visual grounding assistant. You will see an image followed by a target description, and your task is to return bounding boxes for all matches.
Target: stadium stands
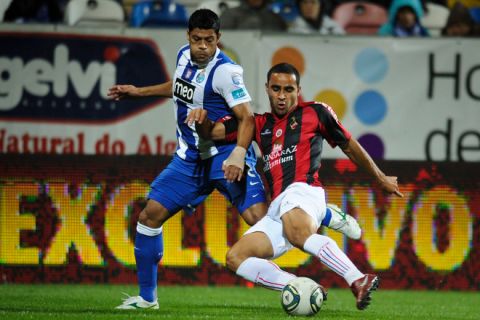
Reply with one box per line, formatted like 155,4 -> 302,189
130,0 -> 189,27
421,2 -> 450,36
269,0 -> 299,23
470,6 -> 480,22
332,1 -> 388,35
195,0 -> 240,15
64,0 -> 125,27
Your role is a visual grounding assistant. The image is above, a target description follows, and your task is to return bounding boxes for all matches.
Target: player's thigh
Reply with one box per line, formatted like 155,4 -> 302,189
281,208 -> 318,248
138,198 -> 170,228
274,183 -> 327,228
149,160 -> 206,216
214,165 -> 267,224
241,202 -> 268,226
243,216 -> 292,259
226,231 -> 273,271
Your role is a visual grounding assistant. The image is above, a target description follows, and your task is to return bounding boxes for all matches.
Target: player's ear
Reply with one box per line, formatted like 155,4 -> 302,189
265,82 -> 269,93
297,85 -> 302,97
216,32 -> 221,42
186,30 -> 190,41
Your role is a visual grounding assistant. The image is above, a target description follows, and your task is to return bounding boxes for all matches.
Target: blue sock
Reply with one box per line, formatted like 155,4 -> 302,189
321,207 -> 332,227
134,225 -> 163,302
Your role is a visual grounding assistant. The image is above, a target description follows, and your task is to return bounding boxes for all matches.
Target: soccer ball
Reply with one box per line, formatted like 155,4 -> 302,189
281,277 -> 325,316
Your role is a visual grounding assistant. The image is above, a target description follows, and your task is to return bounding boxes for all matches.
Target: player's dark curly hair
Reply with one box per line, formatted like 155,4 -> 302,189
188,9 -> 220,34
267,63 -> 301,86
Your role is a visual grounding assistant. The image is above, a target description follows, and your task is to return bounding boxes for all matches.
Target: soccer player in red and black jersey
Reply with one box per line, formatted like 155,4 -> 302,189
187,63 -> 403,310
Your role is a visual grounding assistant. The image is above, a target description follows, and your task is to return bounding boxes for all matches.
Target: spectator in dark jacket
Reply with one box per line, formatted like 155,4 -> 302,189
3,0 -> 66,23
442,1 -> 480,37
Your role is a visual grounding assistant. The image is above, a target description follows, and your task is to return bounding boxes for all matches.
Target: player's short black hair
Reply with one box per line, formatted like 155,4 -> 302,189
267,63 -> 300,86
188,9 -> 220,34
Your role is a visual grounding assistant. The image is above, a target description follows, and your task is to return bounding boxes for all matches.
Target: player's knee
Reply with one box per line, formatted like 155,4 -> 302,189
226,247 -> 246,272
282,210 -> 317,248
138,200 -> 169,228
242,203 -> 267,226
285,228 -> 314,249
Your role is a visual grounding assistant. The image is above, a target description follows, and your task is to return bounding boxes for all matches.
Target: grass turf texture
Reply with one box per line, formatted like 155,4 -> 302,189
0,285 -> 478,319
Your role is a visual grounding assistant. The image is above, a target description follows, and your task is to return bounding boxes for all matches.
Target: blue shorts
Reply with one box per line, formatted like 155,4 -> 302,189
148,152 -> 266,215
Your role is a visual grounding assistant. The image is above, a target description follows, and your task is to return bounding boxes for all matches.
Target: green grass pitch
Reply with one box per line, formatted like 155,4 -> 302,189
0,284 -> 478,319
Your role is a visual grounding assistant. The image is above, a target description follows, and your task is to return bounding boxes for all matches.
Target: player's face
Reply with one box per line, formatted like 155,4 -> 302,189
266,72 -> 300,118
188,28 -> 220,66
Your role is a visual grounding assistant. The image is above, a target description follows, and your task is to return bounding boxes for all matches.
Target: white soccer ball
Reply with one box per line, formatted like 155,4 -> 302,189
281,277 -> 325,316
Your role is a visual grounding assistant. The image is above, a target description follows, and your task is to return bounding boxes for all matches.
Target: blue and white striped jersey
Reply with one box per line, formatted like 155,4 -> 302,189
172,45 -> 252,162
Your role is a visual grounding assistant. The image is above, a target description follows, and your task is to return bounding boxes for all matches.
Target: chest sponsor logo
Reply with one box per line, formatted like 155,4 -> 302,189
174,78 -> 195,104
262,144 -> 297,171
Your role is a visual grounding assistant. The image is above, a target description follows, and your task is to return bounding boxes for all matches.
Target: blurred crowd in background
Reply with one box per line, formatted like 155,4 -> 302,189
0,0 -> 479,37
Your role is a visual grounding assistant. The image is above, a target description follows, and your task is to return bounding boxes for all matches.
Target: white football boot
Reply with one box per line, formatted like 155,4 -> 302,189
115,294 -> 159,310
326,204 -> 362,240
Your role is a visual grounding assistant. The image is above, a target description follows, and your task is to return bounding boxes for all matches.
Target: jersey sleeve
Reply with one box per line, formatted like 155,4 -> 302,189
312,103 -> 351,148
218,115 -> 238,142
217,113 -> 262,143
212,64 -> 252,108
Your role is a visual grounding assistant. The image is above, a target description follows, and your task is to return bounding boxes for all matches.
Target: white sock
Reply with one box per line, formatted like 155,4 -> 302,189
136,223 -> 163,236
236,257 -> 296,291
303,234 -> 363,286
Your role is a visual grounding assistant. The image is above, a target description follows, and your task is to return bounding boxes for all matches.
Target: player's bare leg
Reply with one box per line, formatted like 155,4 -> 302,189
226,231 -> 274,272
240,202 -> 268,226
227,225 -> 297,291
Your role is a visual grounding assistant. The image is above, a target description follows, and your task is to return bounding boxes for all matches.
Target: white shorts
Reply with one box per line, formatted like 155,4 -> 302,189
244,182 -> 327,259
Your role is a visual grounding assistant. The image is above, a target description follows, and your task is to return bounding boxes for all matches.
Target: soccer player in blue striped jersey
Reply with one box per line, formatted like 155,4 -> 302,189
109,9 -> 267,310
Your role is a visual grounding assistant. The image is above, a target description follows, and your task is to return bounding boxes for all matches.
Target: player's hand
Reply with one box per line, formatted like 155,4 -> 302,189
107,85 -> 141,100
378,175 -> 403,197
222,146 -> 247,182
185,108 -> 208,126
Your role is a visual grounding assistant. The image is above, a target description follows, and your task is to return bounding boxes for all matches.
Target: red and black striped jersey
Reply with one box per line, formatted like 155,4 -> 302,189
254,101 -> 351,200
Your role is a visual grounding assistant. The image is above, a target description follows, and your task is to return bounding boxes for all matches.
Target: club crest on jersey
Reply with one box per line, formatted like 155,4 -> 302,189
290,116 -> 298,130
174,78 -> 195,104
196,70 -> 206,83
275,129 -> 283,137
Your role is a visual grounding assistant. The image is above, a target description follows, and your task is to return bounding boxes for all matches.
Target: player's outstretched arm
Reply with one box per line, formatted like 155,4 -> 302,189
107,81 -> 173,100
341,137 -> 403,197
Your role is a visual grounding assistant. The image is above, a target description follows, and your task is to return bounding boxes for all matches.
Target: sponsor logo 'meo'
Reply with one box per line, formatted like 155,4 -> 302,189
174,78 -> 195,104
0,33 -> 169,122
